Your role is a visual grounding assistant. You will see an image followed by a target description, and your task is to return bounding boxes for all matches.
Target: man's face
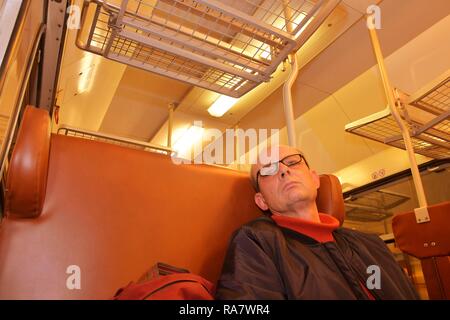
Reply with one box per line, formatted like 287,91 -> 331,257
251,146 -> 320,214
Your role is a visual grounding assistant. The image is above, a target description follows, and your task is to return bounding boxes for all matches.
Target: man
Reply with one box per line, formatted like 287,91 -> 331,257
215,145 -> 419,300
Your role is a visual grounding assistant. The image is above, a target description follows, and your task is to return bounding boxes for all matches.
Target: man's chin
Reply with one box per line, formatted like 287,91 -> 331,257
285,191 -> 307,203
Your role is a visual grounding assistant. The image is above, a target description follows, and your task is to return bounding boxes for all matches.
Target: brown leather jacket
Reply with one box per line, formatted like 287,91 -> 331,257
215,216 -> 419,300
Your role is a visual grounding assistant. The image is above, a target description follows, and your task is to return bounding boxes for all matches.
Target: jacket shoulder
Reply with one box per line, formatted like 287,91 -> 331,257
228,216 -> 284,252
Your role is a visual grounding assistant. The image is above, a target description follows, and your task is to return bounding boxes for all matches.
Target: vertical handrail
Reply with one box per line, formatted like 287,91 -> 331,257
368,27 -> 428,209
283,55 -> 299,147
282,0 -> 298,147
234,123 -> 240,171
167,102 -> 174,148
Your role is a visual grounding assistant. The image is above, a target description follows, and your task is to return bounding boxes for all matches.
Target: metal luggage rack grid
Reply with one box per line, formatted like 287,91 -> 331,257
345,190 -> 410,211
344,190 -> 410,223
345,74 -> 450,160
57,125 -> 172,155
76,0 -> 339,97
344,207 -> 392,222
410,76 -> 449,115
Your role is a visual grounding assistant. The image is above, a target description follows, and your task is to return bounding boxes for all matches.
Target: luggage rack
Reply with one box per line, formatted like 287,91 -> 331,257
345,72 -> 450,160
76,0 -> 340,97
58,125 -> 172,154
344,190 -> 410,222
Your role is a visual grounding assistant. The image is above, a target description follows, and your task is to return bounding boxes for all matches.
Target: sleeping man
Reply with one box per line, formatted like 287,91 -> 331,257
215,145 -> 419,300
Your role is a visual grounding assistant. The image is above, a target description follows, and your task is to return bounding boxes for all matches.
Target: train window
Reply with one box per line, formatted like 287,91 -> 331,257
343,159 -> 450,299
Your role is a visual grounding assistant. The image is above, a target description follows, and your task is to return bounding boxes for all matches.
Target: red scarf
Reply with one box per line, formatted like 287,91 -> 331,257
271,212 -> 339,243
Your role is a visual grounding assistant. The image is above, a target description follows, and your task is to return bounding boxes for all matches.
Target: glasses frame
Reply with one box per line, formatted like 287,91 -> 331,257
255,153 -> 309,192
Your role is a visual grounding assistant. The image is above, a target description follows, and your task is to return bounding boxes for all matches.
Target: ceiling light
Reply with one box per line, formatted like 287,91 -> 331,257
207,95 -> 238,117
173,125 -> 204,155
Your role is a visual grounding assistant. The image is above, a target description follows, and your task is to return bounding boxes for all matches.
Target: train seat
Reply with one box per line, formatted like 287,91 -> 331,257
0,106 -> 345,299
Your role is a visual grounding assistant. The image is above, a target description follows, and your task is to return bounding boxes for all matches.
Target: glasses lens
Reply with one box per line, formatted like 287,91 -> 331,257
260,162 -> 279,176
282,154 -> 302,166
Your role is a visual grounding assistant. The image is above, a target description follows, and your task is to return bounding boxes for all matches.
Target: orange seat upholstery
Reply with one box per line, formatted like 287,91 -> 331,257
392,202 -> 450,300
0,106 -> 345,299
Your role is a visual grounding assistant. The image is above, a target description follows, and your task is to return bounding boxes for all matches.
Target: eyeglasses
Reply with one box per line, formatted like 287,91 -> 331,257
255,153 -> 308,192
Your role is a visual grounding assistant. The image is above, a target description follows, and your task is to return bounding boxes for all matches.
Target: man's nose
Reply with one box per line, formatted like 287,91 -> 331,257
279,163 -> 291,178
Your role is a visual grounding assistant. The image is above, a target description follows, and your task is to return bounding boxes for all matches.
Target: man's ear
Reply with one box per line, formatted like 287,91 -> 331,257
311,170 -> 320,189
254,192 -> 269,211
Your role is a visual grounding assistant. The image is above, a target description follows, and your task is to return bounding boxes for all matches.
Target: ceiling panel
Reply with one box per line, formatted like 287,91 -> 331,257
383,15 -> 450,94
99,67 -> 191,141
293,94 -> 376,173
56,53 -> 126,132
297,0 -> 450,95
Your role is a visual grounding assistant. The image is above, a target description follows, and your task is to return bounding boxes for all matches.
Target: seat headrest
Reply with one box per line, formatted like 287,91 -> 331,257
316,174 -> 345,225
5,106 -> 51,218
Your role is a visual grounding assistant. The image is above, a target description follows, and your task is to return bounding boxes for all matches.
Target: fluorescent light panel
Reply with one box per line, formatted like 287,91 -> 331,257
208,95 -> 237,117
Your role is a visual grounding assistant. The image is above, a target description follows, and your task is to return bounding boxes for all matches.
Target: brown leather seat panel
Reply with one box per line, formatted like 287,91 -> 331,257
0,134 -> 261,299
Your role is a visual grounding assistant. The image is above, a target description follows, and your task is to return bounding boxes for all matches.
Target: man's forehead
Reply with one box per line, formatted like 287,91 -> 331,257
258,145 -> 301,165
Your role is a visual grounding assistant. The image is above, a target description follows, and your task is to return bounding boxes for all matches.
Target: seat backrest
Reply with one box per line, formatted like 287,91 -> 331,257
392,201 -> 450,299
0,106 -> 346,299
